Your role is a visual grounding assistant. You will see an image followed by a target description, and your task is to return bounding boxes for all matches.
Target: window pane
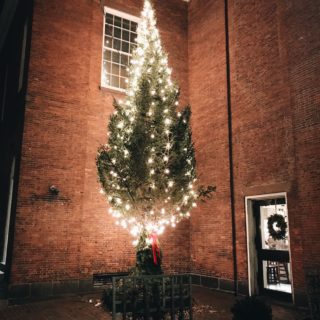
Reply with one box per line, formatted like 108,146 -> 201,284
111,75 -> 119,87
120,77 -> 126,89
113,38 -> 121,51
103,50 -> 111,61
122,29 -> 129,42
105,36 -> 112,48
122,19 -> 130,30
120,54 -> 128,66
120,65 -> 127,77
130,32 -> 137,43
129,43 -> 136,54
114,16 -> 122,28
106,13 -> 113,24
114,27 -> 121,39
102,72 -> 111,86
103,61 -> 112,80
105,24 -> 112,36
122,41 -> 129,53
112,52 -> 120,64
103,60 -> 107,71
130,21 -> 138,32
112,63 -> 120,76
103,60 -> 111,74
106,61 -> 112,74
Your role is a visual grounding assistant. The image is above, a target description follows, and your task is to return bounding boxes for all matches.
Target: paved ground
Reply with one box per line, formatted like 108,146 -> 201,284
0,286 -> 310,319
192,286 -> 309,320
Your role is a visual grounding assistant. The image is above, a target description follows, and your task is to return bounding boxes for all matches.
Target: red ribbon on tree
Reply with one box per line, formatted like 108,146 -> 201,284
150,233 -> 160,265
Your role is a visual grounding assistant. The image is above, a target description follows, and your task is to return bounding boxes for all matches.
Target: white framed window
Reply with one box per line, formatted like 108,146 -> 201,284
101,7 -> 139,92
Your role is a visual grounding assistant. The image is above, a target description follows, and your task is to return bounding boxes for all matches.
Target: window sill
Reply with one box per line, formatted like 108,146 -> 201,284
99,85 -> 126,96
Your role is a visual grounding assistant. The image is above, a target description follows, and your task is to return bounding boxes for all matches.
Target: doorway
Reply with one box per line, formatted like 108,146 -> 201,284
246,194 -> 293,302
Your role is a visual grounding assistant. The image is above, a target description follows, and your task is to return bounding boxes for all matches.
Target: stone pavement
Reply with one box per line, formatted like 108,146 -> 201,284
192,286 -> 310,320
0,286 -> 310,320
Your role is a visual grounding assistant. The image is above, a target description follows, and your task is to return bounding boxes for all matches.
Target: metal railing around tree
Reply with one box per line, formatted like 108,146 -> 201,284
105,274 -> 192,320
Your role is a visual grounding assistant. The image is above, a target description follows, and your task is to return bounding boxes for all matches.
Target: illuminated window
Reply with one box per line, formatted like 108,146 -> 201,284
102,8 -> 139,91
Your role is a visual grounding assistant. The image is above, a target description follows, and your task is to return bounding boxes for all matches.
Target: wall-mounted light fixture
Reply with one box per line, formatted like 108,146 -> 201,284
49,185 -> 59,196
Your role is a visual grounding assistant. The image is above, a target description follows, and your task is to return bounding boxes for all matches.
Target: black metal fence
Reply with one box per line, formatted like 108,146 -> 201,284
108,274 -> 192,320
306,269 -> 320,320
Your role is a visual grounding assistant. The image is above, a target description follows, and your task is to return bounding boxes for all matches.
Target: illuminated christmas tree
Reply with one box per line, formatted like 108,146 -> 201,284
97,0 -> 214,275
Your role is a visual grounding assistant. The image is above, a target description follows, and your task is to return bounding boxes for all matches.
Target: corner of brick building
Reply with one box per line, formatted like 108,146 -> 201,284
9,0 -> 320,306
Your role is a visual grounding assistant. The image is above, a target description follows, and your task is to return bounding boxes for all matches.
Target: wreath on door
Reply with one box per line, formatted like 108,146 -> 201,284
267,213 -> 287,240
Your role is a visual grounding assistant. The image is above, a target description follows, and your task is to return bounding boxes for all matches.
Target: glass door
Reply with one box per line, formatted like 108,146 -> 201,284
253,198 -> 292,301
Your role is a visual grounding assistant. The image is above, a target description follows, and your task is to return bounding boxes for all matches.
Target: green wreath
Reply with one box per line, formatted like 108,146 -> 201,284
267,214 -> 287,240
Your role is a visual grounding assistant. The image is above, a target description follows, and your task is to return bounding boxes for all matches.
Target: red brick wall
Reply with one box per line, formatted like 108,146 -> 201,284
11,0 -> 190,284
188,0 -> 234,280
11,0 -> 320,304
189,0 -> 320,302
279,0 -> 320,298
229,0 -> 320,301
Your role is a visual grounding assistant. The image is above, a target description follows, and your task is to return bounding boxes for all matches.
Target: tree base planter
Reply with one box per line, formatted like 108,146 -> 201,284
103,274 -> 192,320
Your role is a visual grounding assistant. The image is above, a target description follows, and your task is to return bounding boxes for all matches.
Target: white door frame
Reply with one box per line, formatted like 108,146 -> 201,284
245,192 -> 294,301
